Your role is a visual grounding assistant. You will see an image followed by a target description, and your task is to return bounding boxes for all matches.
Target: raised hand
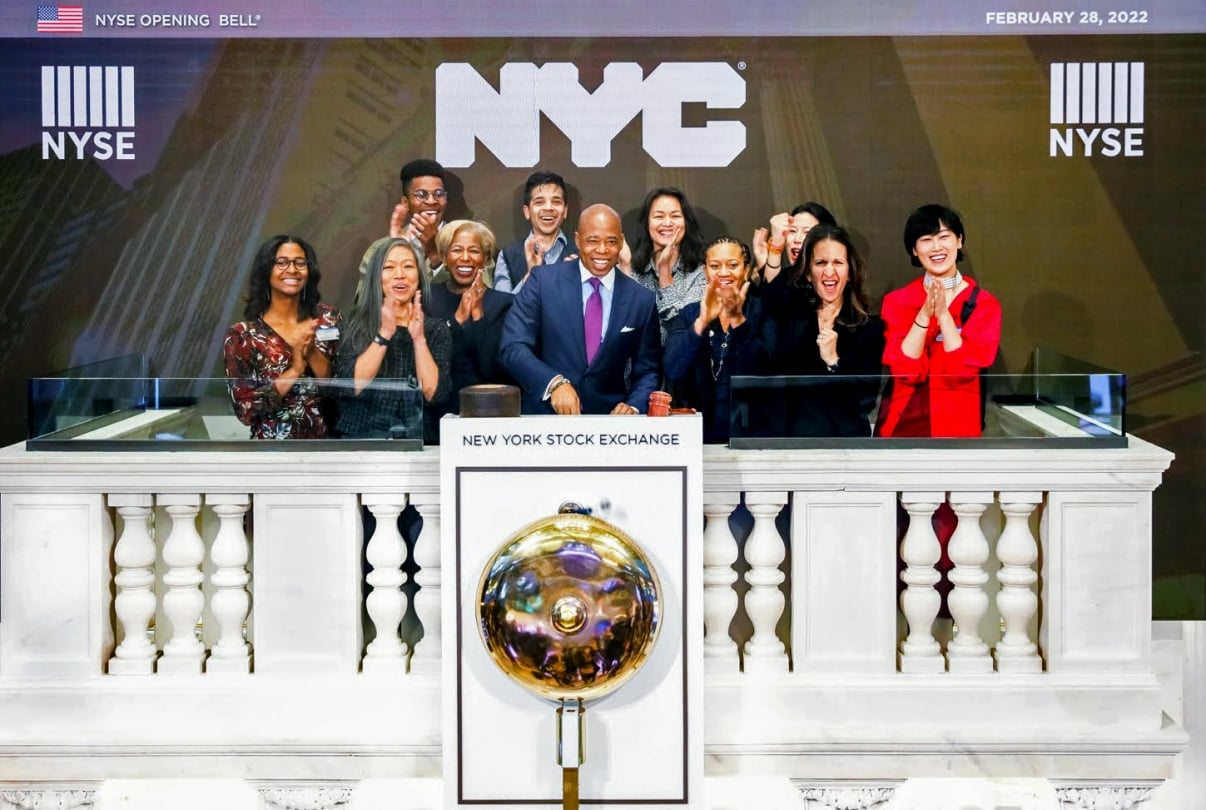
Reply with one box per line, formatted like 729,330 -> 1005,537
816,314 -> 839,367
454,270 -> 486,324
290,318 -> 319,370
379,299 -> 397,340
408,290 -> 426,343
408,210 -> 441,258
768,212 -> 791,252
751,226 -> 769,271
388,199 -> 410,238
523,234 -> 543,270
618,237 -> 633,276
694,280 -> 723,335
921,277 -> 943,321
655,224 -> 682,284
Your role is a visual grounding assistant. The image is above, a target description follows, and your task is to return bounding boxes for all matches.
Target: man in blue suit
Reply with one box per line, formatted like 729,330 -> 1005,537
500,204 -> 661,415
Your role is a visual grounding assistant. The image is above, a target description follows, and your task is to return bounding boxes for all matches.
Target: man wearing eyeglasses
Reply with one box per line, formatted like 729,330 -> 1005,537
393,159 -> 448,265
355,159 -> 451,301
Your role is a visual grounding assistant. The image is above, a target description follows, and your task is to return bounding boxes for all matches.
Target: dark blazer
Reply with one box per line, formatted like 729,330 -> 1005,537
499,259 -> 661,414
426,284 -> 515,398
663,297 -> 776,442
762,279 -> 886,437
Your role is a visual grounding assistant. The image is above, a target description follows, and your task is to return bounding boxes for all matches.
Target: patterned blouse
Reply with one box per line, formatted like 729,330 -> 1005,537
631,259 -> 706,339
222,304 -> 341,439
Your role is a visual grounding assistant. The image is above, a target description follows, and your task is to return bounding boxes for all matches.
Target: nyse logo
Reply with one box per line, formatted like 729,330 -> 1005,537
41,65 -> 137,161
1049,62 -> 1144,157
435,62 -> 746,168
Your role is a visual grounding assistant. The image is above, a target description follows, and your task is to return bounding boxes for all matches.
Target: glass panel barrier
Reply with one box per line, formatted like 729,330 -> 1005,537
728,372 -> 1126,448
26,371 -> 1126,450
25,377 -> 427,450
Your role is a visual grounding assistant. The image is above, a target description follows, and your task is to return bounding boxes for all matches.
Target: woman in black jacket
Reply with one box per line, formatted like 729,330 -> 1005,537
663,237 -> 775,443
764,224 -> 885,437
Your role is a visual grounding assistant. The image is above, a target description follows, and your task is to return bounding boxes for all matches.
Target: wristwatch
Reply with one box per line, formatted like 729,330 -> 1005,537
373,333 -> 391,346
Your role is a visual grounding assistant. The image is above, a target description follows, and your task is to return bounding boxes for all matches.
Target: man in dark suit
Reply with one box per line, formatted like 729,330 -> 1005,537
500,204 -> 661,415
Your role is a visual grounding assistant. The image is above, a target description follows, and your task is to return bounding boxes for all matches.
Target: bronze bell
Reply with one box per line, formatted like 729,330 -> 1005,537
476,503 -> 663,702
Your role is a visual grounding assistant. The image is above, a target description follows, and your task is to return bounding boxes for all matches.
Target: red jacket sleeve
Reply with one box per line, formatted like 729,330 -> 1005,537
880,287 -> 929,383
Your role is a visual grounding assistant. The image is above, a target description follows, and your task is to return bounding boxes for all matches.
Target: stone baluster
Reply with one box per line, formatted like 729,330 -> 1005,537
362,494 -> 409,674
108,494 -> 157,675
157,494 -> 206,674
995,492 -> 1043,673
410,495 -> 442,675
742,492 -> 789,673
898,493 -> 944,673
206,494 -> 252,674
702,494 -> 740,671
946,492 -> 994,674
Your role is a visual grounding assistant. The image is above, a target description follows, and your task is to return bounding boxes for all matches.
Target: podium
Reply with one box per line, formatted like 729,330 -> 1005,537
440,415 -> 704,809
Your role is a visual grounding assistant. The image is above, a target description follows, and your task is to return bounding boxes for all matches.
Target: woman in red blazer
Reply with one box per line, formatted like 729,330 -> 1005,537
876,204 -> 1001,438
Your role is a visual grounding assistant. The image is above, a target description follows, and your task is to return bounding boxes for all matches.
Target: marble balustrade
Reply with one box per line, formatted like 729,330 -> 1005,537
0,436 -> 1186,807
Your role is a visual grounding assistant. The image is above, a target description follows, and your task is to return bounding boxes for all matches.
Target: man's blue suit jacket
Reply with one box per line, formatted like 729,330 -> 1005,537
499,259 -> 661,414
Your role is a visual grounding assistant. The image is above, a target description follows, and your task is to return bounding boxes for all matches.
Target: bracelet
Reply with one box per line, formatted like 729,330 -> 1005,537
913,319 -> 929,329
549,377 -> 571,394
826,359 -> 839,373
768,245 -> 783,255
766,260 -> 781,269
373,333 -> 391,346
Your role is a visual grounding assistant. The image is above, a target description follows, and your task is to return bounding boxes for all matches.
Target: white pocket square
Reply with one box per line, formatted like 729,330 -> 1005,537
620,325 -> 636,333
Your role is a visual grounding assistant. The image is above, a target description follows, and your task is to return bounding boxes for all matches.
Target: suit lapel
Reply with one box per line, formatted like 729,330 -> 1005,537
558,262 -> 589,369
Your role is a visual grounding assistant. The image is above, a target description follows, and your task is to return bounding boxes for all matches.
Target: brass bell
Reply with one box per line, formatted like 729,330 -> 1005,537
476,502 -> 663,702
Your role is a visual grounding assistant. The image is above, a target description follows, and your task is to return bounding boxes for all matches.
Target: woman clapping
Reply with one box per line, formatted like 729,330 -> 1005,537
663,237 -> 775,443
336,238 -> 451,441
223,235 -> 340,439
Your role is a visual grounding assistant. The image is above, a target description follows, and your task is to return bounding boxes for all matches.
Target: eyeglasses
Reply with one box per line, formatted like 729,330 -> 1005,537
274,257 -> 309,270
409,189 -> 447,202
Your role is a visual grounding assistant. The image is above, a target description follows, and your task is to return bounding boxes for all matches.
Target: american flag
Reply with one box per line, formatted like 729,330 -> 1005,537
36,5 -> 84,33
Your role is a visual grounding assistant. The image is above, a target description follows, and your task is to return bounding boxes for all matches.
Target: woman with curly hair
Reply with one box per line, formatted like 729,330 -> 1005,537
223,234 -> 340,439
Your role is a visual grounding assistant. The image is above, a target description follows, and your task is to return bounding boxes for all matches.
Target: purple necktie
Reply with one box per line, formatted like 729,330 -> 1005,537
584,277 -> 603,364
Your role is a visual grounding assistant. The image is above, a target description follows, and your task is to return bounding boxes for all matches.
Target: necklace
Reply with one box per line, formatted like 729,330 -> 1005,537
709,328 -> 730,381
925,270 -> 963,290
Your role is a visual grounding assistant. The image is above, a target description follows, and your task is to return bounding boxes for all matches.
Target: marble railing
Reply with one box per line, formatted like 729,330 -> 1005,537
0,435 -> 1188,806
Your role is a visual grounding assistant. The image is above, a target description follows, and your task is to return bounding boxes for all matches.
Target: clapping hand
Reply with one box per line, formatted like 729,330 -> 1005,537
618,238 -> 633,276
655,224 -> 682,284
694,280 -> 724,335
290,318 -> 320,371
454,270 -> 486,324
523,234 -> 543,270
388,198 -> 410,239
407,210 -> 441,259
921,277 -> 944,323
408,290 -> 426,343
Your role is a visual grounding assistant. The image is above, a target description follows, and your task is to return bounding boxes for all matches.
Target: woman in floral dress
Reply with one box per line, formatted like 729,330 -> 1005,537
223,235 -> 341,439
